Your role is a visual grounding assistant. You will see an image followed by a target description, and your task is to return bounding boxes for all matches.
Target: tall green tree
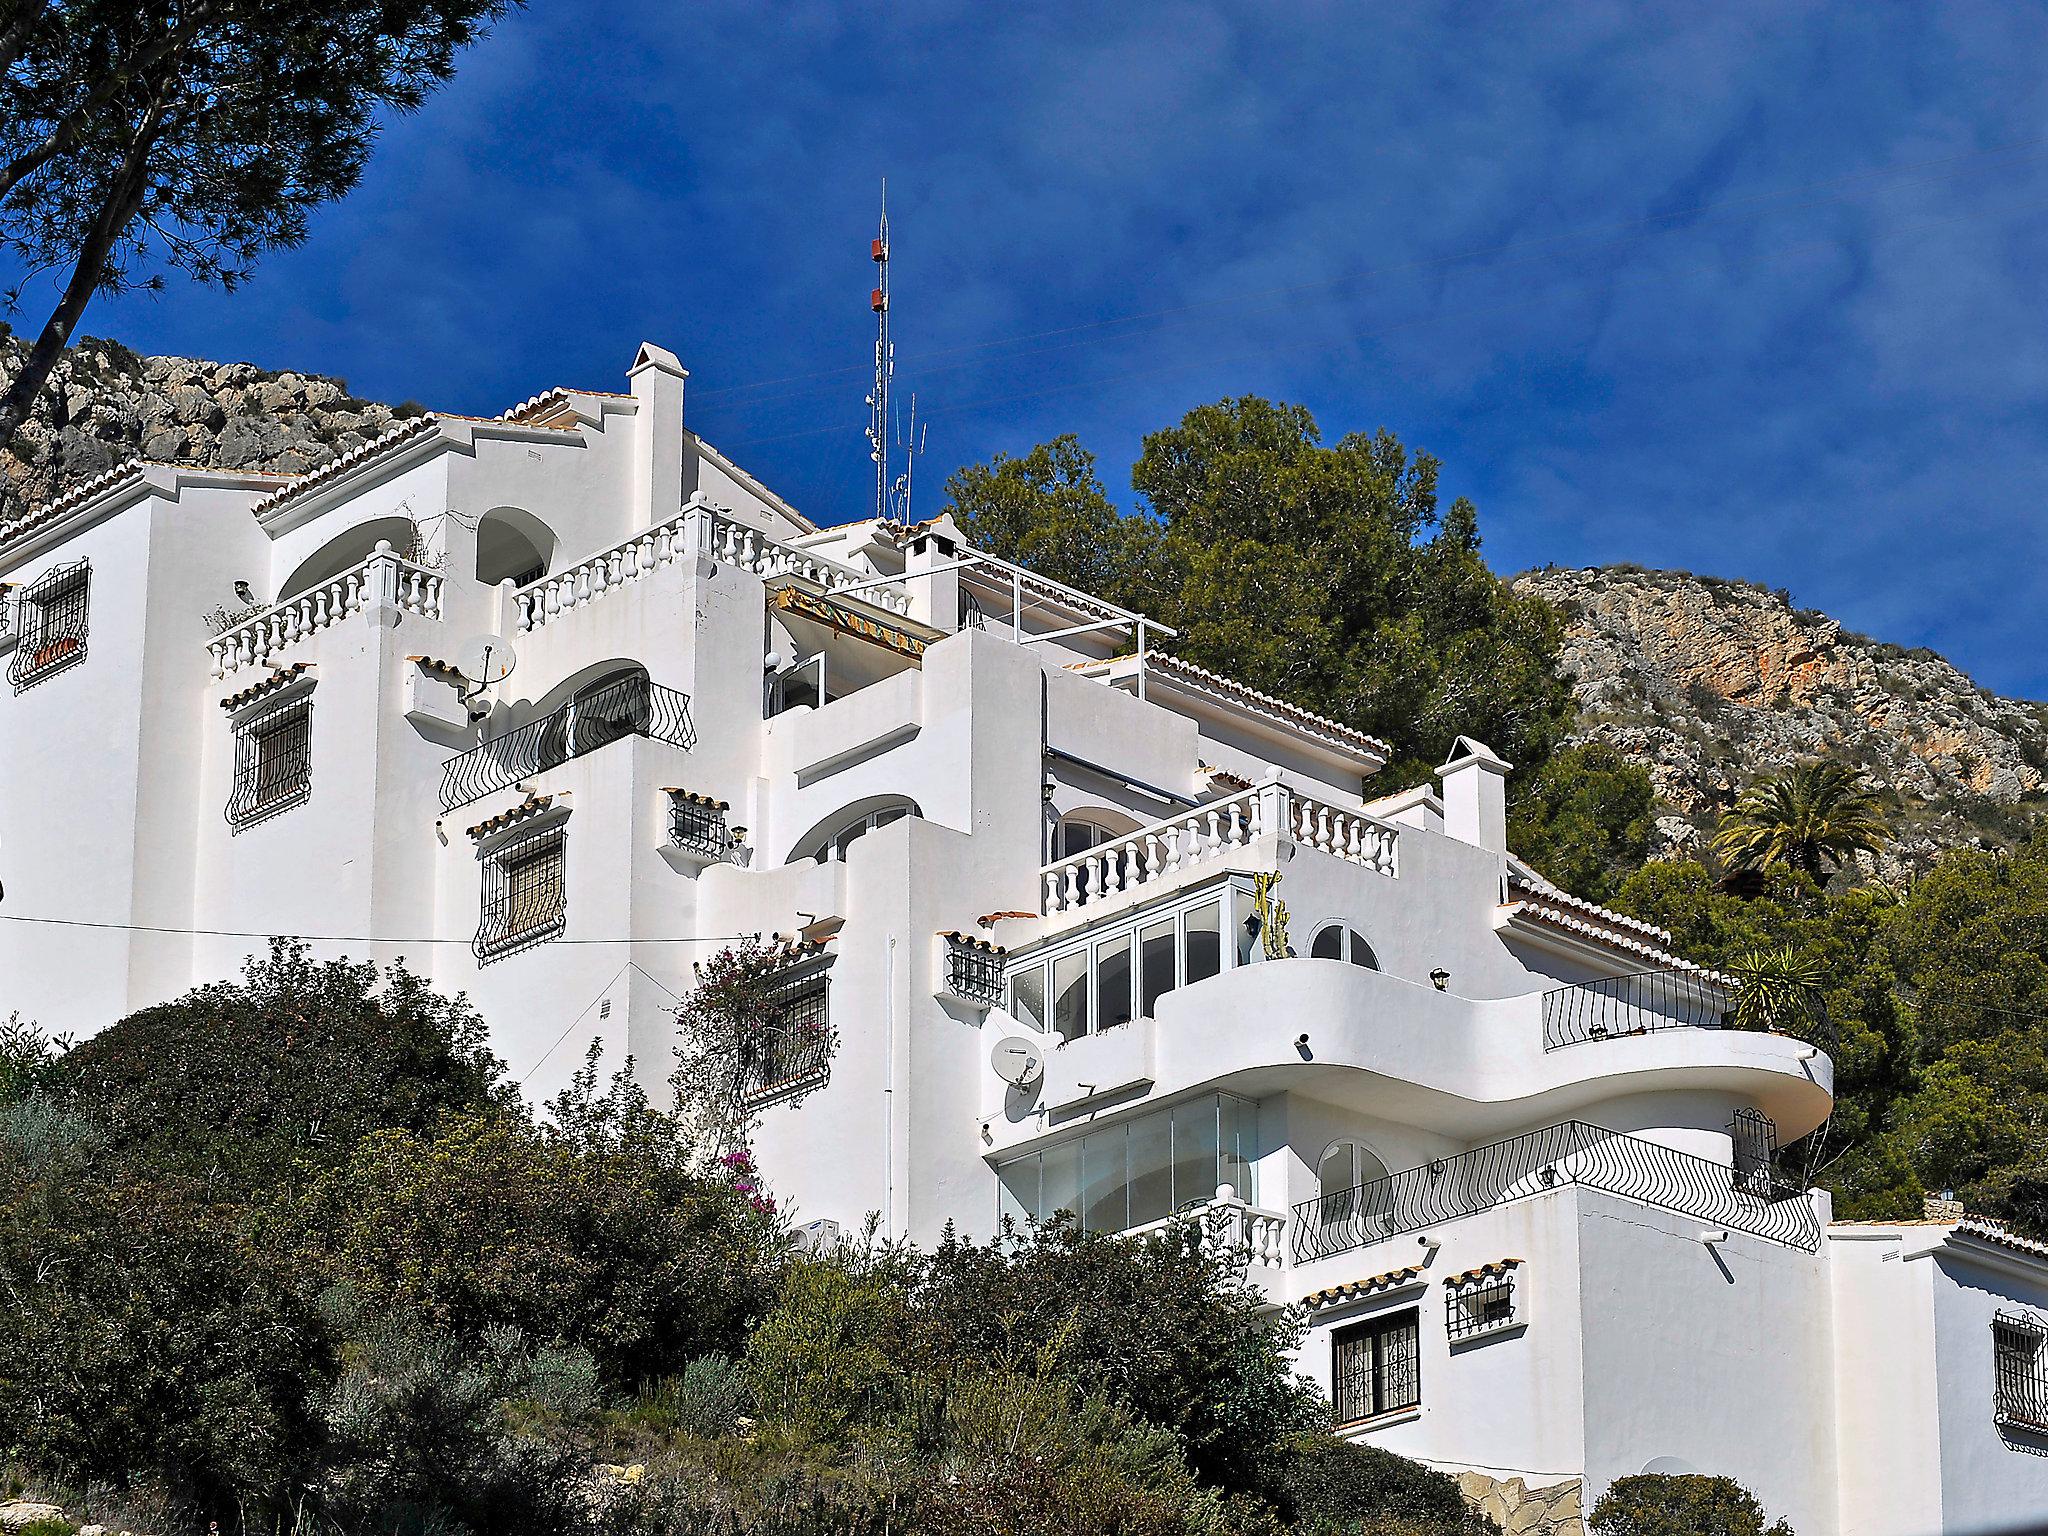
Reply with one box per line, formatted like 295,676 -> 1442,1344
1710,760 -> 1890,884
0,0 -> 522,451
1505,741 -> 1657,904
944,397 -> 1573,785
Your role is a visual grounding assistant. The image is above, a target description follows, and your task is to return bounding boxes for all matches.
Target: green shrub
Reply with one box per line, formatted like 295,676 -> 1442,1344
1589,1473 -> 1792,1536
1270,1434 -> 1492,1534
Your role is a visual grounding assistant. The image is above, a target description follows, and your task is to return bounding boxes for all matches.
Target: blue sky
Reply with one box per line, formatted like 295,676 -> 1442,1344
54,3 -> 2048,696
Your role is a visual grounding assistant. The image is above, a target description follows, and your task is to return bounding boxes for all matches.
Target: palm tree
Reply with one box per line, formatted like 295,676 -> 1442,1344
1711,760 -> 1889,884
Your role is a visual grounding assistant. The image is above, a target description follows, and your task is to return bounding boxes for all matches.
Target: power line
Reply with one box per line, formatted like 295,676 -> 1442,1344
690,131 -> 2048,405
0,911 -> 764,948
514,963 -> 690,1085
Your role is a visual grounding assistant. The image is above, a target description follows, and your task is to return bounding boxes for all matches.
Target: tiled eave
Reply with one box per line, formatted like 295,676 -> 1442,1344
499,385 -> 632,429
1496,899 -> 1717,978
0,461 -> 291,561
250,415 -> 443,522
1074,652 -> 1392,771
1444,1257 -> 1522,1287
663,788 -> 730,811
1301,1265 -> 1424,1311
939,930 -> 1007,956
466,793 -> 555,841
218,661 -> 313,711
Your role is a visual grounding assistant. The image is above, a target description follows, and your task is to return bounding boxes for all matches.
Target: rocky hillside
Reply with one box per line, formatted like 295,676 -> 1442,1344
0,332 -> 417,522
1516,565 -> 2048,870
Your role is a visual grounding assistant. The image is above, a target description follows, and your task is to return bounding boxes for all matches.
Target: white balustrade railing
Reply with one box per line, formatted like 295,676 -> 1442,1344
512,502 -> 913,634
208,542 -> 443,678
1129,1188 -> 1289,1272
1039,780 -> 1397,914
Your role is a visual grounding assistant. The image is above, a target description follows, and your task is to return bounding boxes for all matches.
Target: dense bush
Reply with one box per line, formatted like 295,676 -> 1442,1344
0,948 -> 1483,1536
1589,1473 -> 1792,1536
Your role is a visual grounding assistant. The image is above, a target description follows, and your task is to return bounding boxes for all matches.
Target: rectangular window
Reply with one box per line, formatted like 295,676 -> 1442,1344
1995,1311 -> 2048,1434
1097,933 -> 1133,1031
1332,1309 -> 1421,1425
475,825 -> 567,961
1139,917 -> 1177,1016
1052,949 -> 1090,1041
226,695 -> 312,829
1184,900 -> 1222,985
9,558 -> 90,692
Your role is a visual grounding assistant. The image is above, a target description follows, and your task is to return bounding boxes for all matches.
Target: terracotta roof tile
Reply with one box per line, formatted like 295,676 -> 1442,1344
466,793 -> 555,841
1301,1265 -> 1424,1310
218,661 -> 314,711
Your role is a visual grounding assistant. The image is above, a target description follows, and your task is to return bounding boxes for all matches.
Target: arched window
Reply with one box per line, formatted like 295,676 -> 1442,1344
1310,923 -> 1379,969
1316,1137 -> 1393,1239
475,506 -> 557,587
1053,815 -> 1120,861
801,799 -> 921,864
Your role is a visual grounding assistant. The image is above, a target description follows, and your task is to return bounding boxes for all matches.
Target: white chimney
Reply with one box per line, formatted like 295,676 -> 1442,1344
1438,735 -> 1512,855
628,342 -> 687,527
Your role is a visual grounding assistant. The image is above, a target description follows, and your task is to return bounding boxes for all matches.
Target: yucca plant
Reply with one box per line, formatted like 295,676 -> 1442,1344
1724,945 -> 1828,1036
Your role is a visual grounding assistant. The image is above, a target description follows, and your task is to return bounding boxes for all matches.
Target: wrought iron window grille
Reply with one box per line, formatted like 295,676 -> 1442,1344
1996,1310 -> 2048,1435
1445,1267 -> 1520,1342
440,673 -> 696,812
226,694 -> 313,830
475,823 -> 567,962
9,558 -> 89,692
1332,1307 -> 1421,1425
1293,1119 -> 1820,1265
742,958 -> 834,1105
668,793 -> 734,861
941,932 -> 1005,1007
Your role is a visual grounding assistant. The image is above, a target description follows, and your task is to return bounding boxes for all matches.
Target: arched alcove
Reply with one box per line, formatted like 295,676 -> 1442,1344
789,796 -> 923,865
277,516 -> 417,601
475,506 -> 557,587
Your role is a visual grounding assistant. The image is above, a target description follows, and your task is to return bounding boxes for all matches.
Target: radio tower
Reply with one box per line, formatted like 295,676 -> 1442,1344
866,180 -> 892,523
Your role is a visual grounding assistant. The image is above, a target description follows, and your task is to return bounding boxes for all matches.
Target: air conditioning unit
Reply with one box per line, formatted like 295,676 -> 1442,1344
797,1218 -> 842,1254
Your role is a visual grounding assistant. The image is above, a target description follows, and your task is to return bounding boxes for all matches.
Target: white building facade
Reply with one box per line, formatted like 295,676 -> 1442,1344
2,344 -> 2044,1536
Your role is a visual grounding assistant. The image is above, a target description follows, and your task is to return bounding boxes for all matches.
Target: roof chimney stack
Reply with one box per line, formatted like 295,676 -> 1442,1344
1437,736 -> 1512,857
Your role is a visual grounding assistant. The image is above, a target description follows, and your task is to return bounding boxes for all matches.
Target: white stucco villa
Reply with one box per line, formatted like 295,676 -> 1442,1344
2,343 -> 2044,1536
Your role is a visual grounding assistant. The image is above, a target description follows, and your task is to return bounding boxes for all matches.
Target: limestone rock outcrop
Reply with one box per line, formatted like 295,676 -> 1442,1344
0,333 -> 416,525
1515,566 -> 2048,872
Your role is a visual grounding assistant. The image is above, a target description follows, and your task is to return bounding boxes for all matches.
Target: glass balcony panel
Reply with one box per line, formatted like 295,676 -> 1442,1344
1041,1138 -> 1080,1224
1185,901 -> 1222,985
1220,1093 -> 1255,1202
1082,1124 -> 1129,1233
1173,1097 -> 1221,1208
1128,1109 -> 1175,1226
1098,934 -> 1134,1031
1139,918 -> 1177,1017
1010,965 -> 1047,1033
1053,950 -> 1090,1041
998,1158 -> 1037,1226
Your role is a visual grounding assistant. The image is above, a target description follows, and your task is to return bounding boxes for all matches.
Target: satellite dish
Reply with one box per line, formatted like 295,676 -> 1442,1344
991,1035 -> 1044,1088
456,634 -> 517,688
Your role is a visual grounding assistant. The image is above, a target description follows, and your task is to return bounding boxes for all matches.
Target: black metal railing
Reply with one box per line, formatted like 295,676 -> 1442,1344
1542,967 -> 1733,1050
945,937 -> 1005,1007
474,822 -> 568,963
1996,1310 -> 2048,1435
1292,1120 -> 1821,1264
440,675 -> 695,811
668,794 -> 733,861
226,695 -> 313,830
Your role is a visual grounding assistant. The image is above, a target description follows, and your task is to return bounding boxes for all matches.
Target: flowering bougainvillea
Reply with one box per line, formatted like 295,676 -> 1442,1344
669,939 -> 835,1162
720,1147 -> 777,1216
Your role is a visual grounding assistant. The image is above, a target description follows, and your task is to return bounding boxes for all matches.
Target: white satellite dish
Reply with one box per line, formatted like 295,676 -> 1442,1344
991,1035 -> 1044,1088
456,634 -> 517,688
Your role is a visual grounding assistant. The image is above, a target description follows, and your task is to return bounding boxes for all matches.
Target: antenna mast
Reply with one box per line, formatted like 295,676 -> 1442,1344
867,180 -> 892,523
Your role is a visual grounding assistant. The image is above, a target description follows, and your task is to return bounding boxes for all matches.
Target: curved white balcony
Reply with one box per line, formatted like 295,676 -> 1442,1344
1006,954 -> 1832,1153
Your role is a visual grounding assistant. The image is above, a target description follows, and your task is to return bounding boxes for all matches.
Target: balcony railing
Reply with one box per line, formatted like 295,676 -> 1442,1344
440,675 -> 696,811
1292,1120 -> 1821,1264
1129,1186 -> 1288,1273
1541,968 -> 1732,1050
511,502 -> 913,633
1040,780 -> 1397,915
208,543 -> 443,678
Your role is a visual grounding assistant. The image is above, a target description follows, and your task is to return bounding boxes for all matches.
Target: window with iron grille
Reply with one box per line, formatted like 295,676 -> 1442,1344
1332,1308 -> 1420,1425
1446,1269 -> 1519,1342
9,559 -> 89,692
745,962 -> 832,1103
669,794 -> 733,860
1995,1310 -> 2048,1434
475,824 -> 567,961
226,695 -> 313,829
946,936 -> 1004,1007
